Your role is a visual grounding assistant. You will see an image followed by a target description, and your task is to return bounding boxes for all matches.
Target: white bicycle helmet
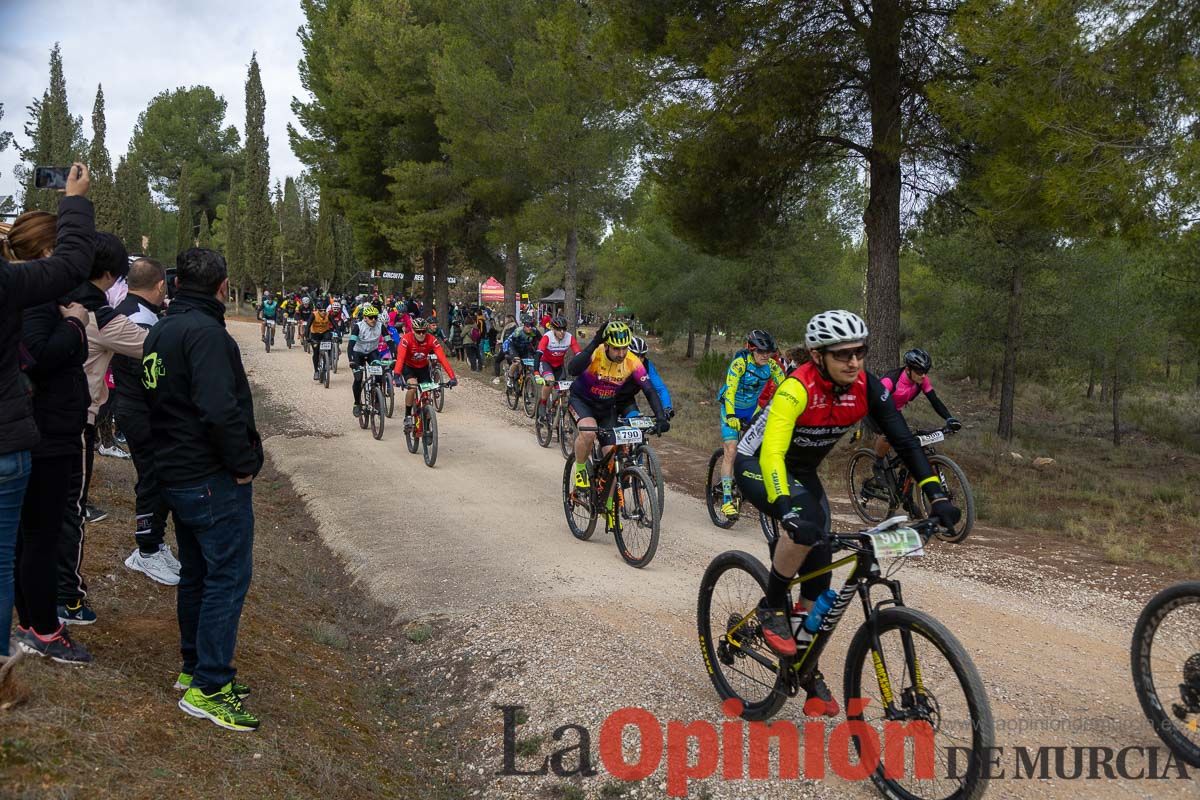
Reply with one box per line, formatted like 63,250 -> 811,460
804,310 -> 868,349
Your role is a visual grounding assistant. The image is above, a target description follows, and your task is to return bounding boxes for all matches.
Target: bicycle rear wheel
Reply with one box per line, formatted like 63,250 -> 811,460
631,444 -> 665,522
371,386 -> 386,440
505,378 -> 519,410
705,449 -> 737,529
561,458 -> 597,540
1131,581 -> 1200,767
920,455 -> 975,543
697,550 -> 787,721
613,465 -> 660,568
405,406 -> 420,453
535,402 -> 553,447
385,377 -> 395,418
560,408 -> 577,460
844,606 -> 994,800
847,448 -> 894,524
421,405 -> 438,466
522,375 -> 537,418
264,330 -> 271,353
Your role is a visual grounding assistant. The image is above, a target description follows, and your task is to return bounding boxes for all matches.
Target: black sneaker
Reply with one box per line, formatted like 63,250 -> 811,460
57,600 -> 97,626
756,601 -> 797,657
802,670 -> 840,717
352,404 -> 362,417
17,625 -> 93,665
84,504 -> 108,524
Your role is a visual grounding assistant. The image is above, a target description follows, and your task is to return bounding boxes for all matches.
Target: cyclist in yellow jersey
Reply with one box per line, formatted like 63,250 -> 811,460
732,310 -> 961,715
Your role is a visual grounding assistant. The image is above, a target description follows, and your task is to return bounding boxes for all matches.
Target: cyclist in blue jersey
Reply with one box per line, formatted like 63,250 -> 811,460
616,336 -> 673,420
718,330 -> 785,519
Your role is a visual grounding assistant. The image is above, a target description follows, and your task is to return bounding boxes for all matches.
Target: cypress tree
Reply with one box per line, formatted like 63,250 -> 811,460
88,84 -> 117,230
242,53 -> 273,297
114,155 -> 148,252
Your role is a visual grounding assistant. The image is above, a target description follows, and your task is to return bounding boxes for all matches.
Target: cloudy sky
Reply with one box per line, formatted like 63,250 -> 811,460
0,0 -> 309,204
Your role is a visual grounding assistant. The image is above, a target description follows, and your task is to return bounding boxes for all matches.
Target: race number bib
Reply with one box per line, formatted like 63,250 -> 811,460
366,364 -> 383,376
613,427 -> 643,444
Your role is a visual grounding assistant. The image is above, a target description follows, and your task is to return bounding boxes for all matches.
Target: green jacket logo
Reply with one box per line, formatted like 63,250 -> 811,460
142,352 -> 165,390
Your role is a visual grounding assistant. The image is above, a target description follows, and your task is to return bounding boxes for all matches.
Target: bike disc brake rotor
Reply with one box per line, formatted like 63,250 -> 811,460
900,686 -> 943,731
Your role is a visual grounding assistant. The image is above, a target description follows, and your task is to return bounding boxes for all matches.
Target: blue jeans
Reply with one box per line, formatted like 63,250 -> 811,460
0,451 -> 33,657
166,472 -> 254,693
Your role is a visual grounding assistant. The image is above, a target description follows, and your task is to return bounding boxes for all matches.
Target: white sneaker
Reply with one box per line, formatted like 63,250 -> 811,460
98,443 -> 130,459
155,543 -> 181,571
125,547 -> 181,586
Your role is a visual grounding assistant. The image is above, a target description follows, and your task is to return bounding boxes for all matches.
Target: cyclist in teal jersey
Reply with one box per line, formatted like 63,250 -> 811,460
718,330 -> 785,519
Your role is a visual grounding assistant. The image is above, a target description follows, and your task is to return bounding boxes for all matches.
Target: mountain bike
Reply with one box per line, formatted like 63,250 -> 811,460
561,419 -> 661,568
317,339 -> 333,389
698,515 -> 994,800
1131,581 -> 1200,767
403,378 -> 451,467
284,316 -> 296,349
847,427 -> 975,543
536,377 -> 574,457
355,358 -> 394,440
262,318 -> 276,353
505,358 -> 537,415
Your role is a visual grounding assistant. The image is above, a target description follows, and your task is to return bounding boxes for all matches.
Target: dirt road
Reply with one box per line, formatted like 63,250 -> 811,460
236,322 -> 1196,800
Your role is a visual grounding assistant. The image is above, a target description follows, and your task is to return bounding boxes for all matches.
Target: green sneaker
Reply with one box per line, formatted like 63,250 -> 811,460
179,684 -> 260,731
174,672 -> 250,698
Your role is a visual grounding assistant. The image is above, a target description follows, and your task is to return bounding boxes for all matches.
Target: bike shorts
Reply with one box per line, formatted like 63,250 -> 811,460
539,362 -> 569,382
721,406 -> 758,442
568,395 -> 617,429
400,364 -> 432,385
733,454 -> 832,600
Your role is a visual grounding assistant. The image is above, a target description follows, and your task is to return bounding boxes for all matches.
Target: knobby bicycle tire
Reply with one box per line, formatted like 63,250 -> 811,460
706,449 -> 737,529
843,606 -> 994,800
371,386 -> 386,440
847,448 -> 895,524
1131,581 -> 1200,768
613,464 -> 660,568
922,455 -> 975,543
561,458 -> 597,540
421,405 -> 438,467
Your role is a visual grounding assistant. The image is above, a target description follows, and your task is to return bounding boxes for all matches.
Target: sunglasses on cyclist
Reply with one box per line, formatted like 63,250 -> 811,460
824,344 -> 869,363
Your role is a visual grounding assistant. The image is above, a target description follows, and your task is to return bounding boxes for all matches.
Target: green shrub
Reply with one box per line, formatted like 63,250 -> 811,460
694,350 -> 730,397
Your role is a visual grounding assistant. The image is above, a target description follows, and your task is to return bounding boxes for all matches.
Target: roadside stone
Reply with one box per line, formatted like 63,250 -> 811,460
1032,456 -> 1056,469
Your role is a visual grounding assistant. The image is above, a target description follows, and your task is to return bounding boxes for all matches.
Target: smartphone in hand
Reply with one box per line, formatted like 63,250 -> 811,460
34,166 -> 72,190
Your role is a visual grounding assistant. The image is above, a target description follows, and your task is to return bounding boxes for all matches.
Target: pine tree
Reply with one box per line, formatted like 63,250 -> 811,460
88,84 -> 116,230
314,190 -> 336,290
176,162 -> 194,255
242,53 -> 273,298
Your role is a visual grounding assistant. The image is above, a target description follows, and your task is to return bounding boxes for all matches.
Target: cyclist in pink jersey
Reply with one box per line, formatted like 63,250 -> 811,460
868,349 -> 961,480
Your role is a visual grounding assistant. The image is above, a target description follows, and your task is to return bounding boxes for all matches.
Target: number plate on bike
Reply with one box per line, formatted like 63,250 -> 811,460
557,380 -> 573,391
320,341 -> 332,350
918,431 -> 945,447
419,382 -> 439,392
866,527 -> 924,559
522,358 -> 535,366
613,426 -> 643,444
629,417 -> 655,429
366,364 -> 383,376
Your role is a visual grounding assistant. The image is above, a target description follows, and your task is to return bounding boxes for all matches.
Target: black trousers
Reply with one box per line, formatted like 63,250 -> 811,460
17,451 -> 75,634
56,429 -> 89,604
117,404 -> 169,553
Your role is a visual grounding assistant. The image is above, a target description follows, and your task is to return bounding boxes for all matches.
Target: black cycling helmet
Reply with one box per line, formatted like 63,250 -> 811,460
551,315 -> 567,330
521,313 -> 536,327
747,329 -> 776,352
903,348 -> 933,373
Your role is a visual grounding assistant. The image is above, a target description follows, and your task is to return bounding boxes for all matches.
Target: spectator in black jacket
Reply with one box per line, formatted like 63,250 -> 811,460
7,210 -> 94,665
111,258 -> 176,585
142,248 -> 263,731
0,163 -> 93,677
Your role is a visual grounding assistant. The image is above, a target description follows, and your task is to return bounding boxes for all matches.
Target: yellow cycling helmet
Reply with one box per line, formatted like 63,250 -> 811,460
604,321 -> 632,348
361,303 -> 379,318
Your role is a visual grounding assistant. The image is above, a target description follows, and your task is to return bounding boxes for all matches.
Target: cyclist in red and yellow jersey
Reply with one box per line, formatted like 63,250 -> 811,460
734,310 -> 961,715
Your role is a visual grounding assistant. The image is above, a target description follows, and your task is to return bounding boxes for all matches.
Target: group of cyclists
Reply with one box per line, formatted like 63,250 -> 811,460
495,306 -> 963,715
256,289 -> 459,433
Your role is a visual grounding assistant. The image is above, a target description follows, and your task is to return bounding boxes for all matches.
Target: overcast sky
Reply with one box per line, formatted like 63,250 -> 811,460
0,0 -> 309,204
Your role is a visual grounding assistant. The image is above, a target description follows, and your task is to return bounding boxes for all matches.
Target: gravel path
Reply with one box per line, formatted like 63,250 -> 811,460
236,322 -> 1197,800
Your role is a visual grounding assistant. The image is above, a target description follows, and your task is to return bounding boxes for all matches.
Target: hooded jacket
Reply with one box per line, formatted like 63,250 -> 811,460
141,290 -> 263,485
74,281 -> 146,425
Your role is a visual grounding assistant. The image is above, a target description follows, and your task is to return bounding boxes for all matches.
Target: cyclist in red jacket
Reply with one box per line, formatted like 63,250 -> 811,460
392,318 -> 457,430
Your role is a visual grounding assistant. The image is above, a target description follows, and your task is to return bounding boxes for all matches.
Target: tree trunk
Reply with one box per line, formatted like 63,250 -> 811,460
685,329 -> 695,359
703,323 -> 713,356
563,225 -> 578,334
1111,361 -> 1122,446
434,244 -> 450,336
1086,357 -> 1096,399
421,248 -> 434,311
863,0 -> 904,375
504,237 -> 519,315
997,261 -> 1023,441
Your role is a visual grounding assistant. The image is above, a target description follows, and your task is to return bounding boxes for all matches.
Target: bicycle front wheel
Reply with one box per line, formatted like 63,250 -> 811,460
920,455 -> 975,543
613,465 -> 660,568
1132,581 -> 1200,767
561,458 -> 597,540
421,406 -> 438,466
697,550 -> 787,721
847,448 -> 894,524
844,606 -> 994,800
371,386 -> 386,440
